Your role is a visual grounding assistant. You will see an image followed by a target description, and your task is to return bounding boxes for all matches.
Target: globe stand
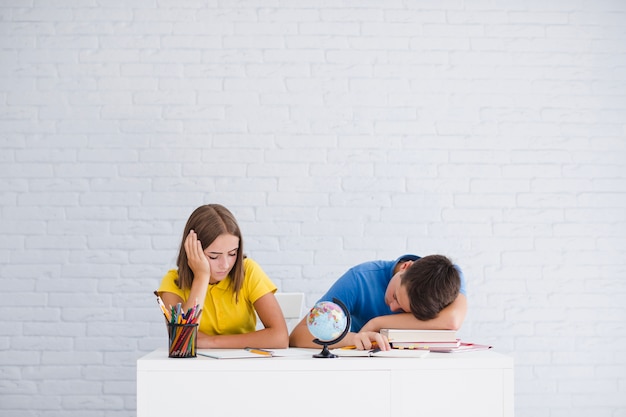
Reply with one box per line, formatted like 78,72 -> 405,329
312,340 -> 336,358
310,298 -> 351,359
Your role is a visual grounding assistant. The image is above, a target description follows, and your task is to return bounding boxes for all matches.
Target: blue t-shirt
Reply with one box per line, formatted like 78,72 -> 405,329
318,255 -> 467,332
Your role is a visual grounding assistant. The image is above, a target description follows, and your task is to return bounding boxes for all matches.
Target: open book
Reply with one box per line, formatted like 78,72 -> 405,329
197,348 -> 274,359
330,348 -> 429,358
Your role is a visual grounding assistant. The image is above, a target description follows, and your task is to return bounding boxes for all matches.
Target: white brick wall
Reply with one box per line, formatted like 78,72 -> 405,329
1,1 -> 625,416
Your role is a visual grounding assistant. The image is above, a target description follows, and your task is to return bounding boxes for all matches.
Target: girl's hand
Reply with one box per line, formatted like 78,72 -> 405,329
184,230 -> 211,281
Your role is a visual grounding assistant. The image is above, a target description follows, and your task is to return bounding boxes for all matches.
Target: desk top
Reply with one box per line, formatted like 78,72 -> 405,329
138,347 -> 513,372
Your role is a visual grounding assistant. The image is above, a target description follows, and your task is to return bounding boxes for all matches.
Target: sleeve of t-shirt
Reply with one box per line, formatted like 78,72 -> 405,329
242,258 -> 277,304
456,266 -> 468,296
318,268 -> 358,313
158,269 -> 189,300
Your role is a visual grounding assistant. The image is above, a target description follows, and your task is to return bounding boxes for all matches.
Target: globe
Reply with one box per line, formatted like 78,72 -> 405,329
307,301 -> 348,341
306,299 -> 351,358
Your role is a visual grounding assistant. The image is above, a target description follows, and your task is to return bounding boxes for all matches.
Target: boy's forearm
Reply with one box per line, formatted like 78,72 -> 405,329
289,320 -> 359,349
289,319 -> 317,348
363,294 -> 467,332
361,313 -> 423,332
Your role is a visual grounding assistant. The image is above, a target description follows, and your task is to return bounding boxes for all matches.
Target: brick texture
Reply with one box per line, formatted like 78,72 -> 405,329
1,2 -> 625,416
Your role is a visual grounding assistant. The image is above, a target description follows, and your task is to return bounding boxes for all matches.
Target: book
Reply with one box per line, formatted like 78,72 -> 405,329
197,348 -> 274,359
330,348 -> 430,358
428,343 -> 492,353
379,328 -> 457,343
391,339 -> 461,349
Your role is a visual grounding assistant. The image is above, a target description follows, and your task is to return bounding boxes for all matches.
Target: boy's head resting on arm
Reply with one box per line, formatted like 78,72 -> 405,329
398,255 -> 461,321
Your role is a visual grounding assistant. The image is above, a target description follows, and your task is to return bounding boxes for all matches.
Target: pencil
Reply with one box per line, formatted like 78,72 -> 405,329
341,341 -> 378,350
153,291 -> 171,321
244,347 -> 273,356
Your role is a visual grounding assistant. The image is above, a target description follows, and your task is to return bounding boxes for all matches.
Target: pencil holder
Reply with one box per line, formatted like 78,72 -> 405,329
167,323 -> 198,358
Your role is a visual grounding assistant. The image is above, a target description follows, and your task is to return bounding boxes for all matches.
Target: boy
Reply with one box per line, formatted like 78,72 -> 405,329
289,254 -> 467,350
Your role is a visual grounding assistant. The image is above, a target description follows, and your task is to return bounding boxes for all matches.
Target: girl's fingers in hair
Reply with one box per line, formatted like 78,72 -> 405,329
184,230 -> 194,257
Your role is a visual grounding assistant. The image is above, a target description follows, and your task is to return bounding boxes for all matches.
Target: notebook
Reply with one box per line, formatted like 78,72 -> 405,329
330,348 -> 429,358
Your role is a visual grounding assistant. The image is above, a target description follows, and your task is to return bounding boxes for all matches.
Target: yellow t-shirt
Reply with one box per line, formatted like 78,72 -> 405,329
158,258 -> 277,335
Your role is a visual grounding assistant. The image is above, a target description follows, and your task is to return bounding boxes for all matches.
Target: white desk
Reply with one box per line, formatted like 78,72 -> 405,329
137,348 -> 514,417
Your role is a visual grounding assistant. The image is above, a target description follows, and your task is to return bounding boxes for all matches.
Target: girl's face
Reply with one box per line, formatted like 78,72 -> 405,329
203,233 -> 240,283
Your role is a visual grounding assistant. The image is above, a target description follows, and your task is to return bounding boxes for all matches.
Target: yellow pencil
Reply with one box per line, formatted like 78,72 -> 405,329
244,347 -> 273,356
341,341 -> 378,350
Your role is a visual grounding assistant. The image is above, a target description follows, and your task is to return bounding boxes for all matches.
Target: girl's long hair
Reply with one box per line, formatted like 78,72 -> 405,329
175,204 -> 245,301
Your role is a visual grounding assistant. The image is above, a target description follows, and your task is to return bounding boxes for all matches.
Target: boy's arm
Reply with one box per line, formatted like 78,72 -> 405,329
289,317 -> 356,348
288,317 -> 390,350
361,293 -> 467,332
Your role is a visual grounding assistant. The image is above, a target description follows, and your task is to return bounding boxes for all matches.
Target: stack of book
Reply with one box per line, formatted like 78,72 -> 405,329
380,329 -> 460,350
379,329 -> 492,353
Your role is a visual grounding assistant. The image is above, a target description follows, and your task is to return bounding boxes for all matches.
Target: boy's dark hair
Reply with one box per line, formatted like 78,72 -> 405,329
401,254 -> 461,321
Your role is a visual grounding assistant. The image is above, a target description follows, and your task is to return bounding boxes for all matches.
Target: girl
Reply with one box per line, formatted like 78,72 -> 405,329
157,204 -> 288,349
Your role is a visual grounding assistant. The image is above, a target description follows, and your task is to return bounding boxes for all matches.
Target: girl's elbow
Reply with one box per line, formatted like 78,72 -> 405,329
276,333 -> 289,349
273,328 -> 290,349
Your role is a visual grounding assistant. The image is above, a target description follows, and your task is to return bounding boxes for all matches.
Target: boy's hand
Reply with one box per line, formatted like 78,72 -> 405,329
351,331 -> 391,351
